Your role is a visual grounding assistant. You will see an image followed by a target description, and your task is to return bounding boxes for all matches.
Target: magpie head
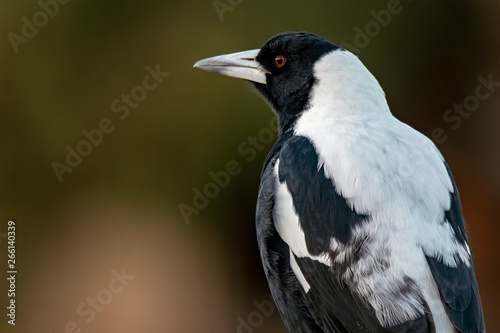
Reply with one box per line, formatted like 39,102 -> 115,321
194,31 -> 390,134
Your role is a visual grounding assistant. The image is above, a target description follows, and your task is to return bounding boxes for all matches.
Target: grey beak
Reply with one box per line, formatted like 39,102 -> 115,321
194,49 -> 268,85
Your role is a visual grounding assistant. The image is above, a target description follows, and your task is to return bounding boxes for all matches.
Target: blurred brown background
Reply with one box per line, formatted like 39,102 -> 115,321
0,1 -> 498,332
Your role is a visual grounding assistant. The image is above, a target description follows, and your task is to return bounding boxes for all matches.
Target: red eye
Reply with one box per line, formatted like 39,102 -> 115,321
274,55 -> 286,67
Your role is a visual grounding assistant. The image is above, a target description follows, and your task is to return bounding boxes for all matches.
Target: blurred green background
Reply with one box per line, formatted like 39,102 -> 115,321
0,1 -> 499,332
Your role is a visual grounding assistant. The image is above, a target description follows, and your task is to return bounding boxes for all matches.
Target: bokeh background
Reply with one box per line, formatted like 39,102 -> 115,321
0,1 -> 499,332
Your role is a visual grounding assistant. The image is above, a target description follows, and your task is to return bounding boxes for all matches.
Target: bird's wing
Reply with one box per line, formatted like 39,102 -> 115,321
273,135 -> 433,332
425,163 -> 486,333
256,147 -> 328,333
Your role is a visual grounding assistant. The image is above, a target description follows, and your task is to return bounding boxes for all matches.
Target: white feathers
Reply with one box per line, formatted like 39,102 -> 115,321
289,249 -> 311,293
273,160 -> 331,268
295,50 -> 390,131
295,49 -> 470,269
272,159 -> 312,260
273,49 -> 470,329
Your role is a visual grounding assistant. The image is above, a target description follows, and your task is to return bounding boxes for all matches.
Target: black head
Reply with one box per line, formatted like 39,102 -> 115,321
194,31 -> 342,133
254,32 -> 340,131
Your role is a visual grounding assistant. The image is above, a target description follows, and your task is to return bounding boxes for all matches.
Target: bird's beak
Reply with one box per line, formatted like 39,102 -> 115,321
193,49 -> 268,85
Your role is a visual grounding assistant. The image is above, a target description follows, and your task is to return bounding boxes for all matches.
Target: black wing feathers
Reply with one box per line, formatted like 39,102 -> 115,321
443,162 -> 468,245
296,256 -> 432,333
278,136 -> 368,254
256,154 -> 324,333
425,163 -> 486,333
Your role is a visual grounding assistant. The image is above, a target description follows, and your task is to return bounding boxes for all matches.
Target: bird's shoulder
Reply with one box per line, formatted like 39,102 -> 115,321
290,115 -> 453,213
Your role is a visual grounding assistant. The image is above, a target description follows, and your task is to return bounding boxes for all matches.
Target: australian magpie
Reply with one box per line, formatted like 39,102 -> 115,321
194,31 -> 486,333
